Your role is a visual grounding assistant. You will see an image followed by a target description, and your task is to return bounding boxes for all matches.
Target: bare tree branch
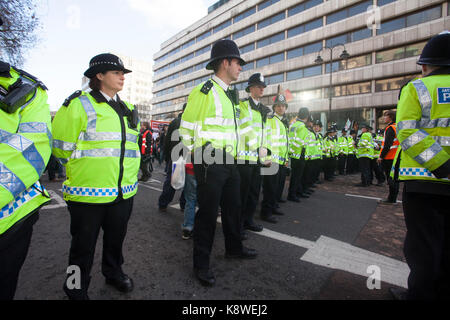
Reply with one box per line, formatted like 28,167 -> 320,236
0,0 -> 42,66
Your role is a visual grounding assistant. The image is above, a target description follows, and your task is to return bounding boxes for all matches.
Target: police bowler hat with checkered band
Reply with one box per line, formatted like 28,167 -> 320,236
245,73 -> 267,92
84,53 -> 132,78
206,39 -> 246,70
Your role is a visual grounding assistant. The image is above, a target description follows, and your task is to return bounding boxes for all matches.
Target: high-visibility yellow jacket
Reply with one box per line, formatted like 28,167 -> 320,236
52,90 -> 140,203
266,113 -> 289,165
237,98 -> 270,163
1,65 -> 52,235
393,73 -> 450,183
357,132 -> 373,159
180,79 -> 240,160
288,120 -> 309,160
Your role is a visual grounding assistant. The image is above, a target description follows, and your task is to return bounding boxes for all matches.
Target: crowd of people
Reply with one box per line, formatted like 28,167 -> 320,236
1,22 -> 448,300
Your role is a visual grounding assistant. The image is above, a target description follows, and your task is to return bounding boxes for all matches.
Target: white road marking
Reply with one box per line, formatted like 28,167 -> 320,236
139,183 -> 163,192
42,190 -> 67,209
346,193 -> 402,203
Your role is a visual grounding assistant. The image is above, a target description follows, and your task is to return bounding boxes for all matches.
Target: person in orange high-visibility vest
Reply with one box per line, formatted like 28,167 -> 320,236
377,110 -> 399,204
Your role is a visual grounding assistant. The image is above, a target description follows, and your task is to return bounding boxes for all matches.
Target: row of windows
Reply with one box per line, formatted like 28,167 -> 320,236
154,1 -> 443,90
154,0 -> 401,78
154,73 -> 418,110
154,35 -> 423,97
154,0 -> 322,69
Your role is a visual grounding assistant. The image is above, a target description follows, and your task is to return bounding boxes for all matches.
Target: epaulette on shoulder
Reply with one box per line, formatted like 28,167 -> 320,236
13,66 -> 48,90
63,90 -> 82,107
200,80 -> 213,95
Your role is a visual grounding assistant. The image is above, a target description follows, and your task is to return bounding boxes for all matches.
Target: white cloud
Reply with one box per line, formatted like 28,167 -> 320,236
125,0 -> 209,31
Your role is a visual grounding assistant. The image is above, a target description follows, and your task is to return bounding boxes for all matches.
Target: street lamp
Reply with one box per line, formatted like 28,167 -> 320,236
315,44 -> 350,124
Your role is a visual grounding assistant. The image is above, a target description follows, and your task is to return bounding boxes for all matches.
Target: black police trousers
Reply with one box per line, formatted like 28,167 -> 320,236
237,164 -> 261,230
193,163 -> 242,270
276,165 -> 289,202
382,159 -> 399,202
358,157 -> 371,186
402,187 -> 450,299
288,158 -> 305,198
0,212 -> 38,300
63,198 -> 133,298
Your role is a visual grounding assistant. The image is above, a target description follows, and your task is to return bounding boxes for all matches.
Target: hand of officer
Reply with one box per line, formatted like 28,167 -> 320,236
377,157 -> 382,165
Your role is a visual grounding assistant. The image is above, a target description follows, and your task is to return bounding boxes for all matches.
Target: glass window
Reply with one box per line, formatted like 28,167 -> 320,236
377,17 -> 405,35
271,32 -> 285,43
376,47 -> 405,63
326,34 -> 348,47
288,3 -> 304,16
266,73 -> 284,84
258,12 -> 285,29
270,52 -> 284,64
234,7 -> 256,23
213,19 -> 231,33
233,25 -> 255,39
287,47 -> 303,60
257,38 -> 271,48
406,6 -> 441,27
378,0 -> 396,5
351,28 -> 372,42
404,41 -> 427,58
304,41 -> 322,55
344,54 -> 372,70
305,0 -> 323,10
305,18 -> 323,32
288,25 -> 304,38
259,0 -> 280,11
303,65 -> 322,77
325,61 -> 340,73
241,43 -> 255,54
348,0 -> 371,17
327,9 -> 347,25
256,57 -> 270,68
287,69 -> 303,81
242,61 -> 254,72
197,30 -> 211,42
375,76 -> 411,92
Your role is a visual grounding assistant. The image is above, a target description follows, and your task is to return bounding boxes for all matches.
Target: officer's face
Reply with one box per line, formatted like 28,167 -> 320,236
98,70 -> 125,93
249,85 -> 265,99
226,58 -> 242,82
274,104 -> 286,116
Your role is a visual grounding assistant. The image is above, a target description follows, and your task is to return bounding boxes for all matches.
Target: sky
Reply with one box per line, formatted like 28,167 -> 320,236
23,0 -> 217,110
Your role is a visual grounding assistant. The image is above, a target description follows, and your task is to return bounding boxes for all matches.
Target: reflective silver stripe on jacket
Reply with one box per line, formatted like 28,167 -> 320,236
79,95 -> 97,132
53,139 -> 77,151
78,131 -> 138,144
414,142 -> 443,165
71,148 -> 140,159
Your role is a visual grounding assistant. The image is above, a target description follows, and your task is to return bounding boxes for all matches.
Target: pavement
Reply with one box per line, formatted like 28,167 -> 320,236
13,164 -> 408,301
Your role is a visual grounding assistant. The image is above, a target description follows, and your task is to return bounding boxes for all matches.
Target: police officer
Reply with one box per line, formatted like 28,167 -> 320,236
52,53 -> 140,299
337,129 -> 348,175
390,31 -> 450,300
355,124 -> 373,187
0,56 -> 52,300
378,110 -> 399,204
138,121 -> 153,182
260,94 -> 289,222
179,39 -> 257,287
312,120 -> 324,184
369,126 -> 385,186
287,107 -> 310,202
347,130 -> 358,174
237,73 -> 270,237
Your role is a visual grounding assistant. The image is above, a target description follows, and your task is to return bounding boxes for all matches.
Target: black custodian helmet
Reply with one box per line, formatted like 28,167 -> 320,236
417,31 -> 450,66
272,94 -> 288,110
84,53 -> 132,79
206,39 -> 246,70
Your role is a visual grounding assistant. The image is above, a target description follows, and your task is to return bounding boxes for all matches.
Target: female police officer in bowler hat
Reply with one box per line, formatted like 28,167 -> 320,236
52,53 -> 140,299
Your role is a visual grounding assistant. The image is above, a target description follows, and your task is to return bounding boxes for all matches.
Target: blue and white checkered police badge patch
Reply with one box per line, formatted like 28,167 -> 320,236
437,88 -> 450,104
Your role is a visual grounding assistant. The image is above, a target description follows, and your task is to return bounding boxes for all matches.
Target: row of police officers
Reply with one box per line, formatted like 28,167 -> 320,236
0,25 -> 449,299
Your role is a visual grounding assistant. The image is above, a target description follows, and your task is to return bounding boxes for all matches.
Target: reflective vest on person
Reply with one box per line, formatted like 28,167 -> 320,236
316,133 -> 324,159
392,74 -> 450,183
357,132 -> 373,158
141,129 -> 151,155
288,120 -> 309,160
266,114 -> 288,165
347,136 -> 356,154
52,91 -> 140,204
338,136 -> 349,155
180,79 -> 239,158
237,99 -> 267,163
0,65 -> 52,235
381,124 -> 399,160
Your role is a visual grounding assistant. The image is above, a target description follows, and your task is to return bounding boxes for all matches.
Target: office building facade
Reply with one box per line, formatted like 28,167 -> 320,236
151,0 -> 449,129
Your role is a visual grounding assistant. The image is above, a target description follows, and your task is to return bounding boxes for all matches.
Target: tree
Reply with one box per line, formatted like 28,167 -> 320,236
0,0 -> 42,67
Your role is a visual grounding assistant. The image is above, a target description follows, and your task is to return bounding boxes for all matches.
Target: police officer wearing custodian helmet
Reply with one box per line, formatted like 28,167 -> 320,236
52,53 -> 140,299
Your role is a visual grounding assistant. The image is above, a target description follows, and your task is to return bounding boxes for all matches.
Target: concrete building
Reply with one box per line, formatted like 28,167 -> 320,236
151,0 -> 450,129
81,53 -> 153,122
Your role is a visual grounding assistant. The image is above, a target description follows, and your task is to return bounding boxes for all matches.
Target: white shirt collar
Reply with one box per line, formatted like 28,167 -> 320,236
212,75 -> 229,92
100,90 -> 118,102
250,96 -> 260,105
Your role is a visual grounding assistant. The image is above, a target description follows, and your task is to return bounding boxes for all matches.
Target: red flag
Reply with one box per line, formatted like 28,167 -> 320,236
284,89 -> 293,102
